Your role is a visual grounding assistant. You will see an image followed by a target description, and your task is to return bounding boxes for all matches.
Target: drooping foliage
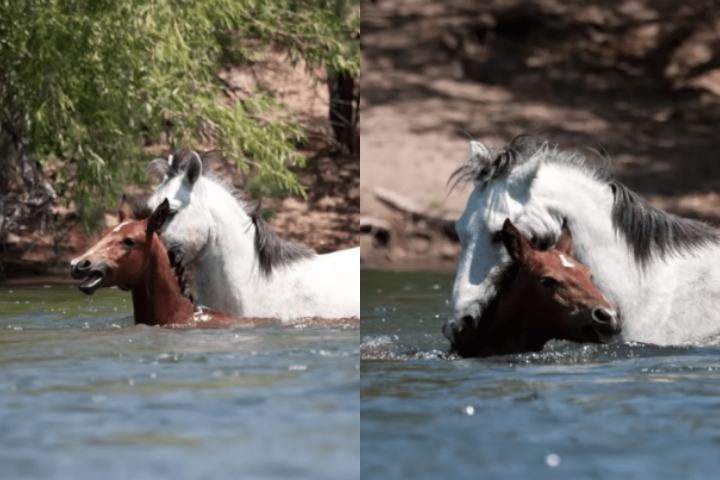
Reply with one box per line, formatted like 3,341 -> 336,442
0,0 -> 359,225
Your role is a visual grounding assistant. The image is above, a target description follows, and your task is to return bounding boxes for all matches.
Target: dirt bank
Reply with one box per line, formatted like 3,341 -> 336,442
1,52 -> 358,282
361,0 -> 720,272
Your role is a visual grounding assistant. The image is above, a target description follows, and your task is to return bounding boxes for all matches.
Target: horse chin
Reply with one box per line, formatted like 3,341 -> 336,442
448,316 -> 511,357
78,271 -> 105,295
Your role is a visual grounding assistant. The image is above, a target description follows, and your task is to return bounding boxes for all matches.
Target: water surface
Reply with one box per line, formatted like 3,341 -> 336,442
1,285 -> 359,480
361,270 -> 720,480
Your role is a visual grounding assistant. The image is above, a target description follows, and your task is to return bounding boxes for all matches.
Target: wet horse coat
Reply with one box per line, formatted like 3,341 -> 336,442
147,151 -> 360,320
448,137 -> 720,348
452,219 -> 619,357
70,199 -> 234,328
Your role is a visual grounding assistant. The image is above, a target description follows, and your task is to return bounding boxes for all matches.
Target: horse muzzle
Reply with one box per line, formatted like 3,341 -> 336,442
588,307 -> 621,341
70,260 -> 107,295
443,314 -> 493,356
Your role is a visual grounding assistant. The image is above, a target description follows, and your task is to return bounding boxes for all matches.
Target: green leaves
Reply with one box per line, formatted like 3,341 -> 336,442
0,0 -> 358,227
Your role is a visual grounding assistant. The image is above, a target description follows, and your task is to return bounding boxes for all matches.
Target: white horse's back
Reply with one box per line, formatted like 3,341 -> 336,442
286,247 -> 360,319
148,151 -> 360,322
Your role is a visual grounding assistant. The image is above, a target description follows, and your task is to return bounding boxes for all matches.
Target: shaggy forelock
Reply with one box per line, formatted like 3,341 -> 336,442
449,135 -> 610,192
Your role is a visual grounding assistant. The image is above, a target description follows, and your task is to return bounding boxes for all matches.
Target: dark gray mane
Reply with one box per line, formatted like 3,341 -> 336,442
167,248 -> 194,302
252,213 -> 315,276
610,182 -> 720,265
128,198 -> 193,301
125,196 -> 152,220
451,135 -> 720,265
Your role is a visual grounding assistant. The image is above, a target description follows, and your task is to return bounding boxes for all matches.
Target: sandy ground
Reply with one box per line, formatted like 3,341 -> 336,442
361,0 -> 720,271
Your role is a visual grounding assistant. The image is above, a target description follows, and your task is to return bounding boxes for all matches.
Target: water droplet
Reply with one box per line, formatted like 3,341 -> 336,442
464,405 -> 475,416
289,365 -> 308,371
432,284 -> 441,290
545,453 -> 561,467
127,378 -> 135,386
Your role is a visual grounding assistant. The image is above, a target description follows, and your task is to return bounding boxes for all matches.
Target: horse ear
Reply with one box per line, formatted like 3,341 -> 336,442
146,198 -> 170,239
555,219 -> 573,255
185,151 -> 202,186
118,194 -> 132,222
501,218 -> 530,261
506,141 -> 546,193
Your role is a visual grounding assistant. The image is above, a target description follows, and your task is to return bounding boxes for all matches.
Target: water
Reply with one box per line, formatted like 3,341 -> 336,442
0,285 -> 359,480
361,270 -> 720,480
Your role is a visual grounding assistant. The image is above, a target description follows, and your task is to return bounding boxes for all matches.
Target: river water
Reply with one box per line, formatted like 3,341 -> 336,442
361,270 -> 720,480
0,285 -> 359,480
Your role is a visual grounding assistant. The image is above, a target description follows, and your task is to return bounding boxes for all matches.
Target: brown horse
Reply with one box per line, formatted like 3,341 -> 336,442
70,198 -> 236,328
452,219 -> 620,357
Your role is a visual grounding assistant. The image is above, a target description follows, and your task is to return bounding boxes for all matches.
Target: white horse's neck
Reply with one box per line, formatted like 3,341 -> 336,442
531,164 -> 720,344
190,179 -> 290,317
189,178 -> 360,320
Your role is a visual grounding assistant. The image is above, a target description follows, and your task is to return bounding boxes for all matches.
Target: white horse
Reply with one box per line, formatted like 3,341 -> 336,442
147,150 -> 359,321
447,136 -> 720,348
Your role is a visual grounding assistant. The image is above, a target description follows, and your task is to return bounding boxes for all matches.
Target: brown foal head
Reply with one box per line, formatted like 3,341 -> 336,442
70,199 -> 171,294
453,219 -> 620,357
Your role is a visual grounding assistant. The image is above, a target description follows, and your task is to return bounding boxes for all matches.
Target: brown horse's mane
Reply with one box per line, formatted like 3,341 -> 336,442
125,195 -> 193,302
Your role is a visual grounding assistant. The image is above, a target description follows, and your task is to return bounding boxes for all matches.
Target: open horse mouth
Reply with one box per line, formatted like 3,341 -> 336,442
78,272 -> 104,295
70,268 -> 105,295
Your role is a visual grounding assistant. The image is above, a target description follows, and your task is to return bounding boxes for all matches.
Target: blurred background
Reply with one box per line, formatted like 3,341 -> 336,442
360,0 -> 720,271
0,0 -> 359,282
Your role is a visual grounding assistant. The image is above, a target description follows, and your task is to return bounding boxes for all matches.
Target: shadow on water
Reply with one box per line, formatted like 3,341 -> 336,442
361,269 -> 720,480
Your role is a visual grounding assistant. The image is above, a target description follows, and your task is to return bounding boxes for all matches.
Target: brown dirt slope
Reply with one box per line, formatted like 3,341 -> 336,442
1,52 -> 358,282
361,0 -> 720,271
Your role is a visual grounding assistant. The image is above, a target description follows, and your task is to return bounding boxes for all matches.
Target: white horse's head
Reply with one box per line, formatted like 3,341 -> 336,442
147,151 -> 218,263
446,138 -> 568,351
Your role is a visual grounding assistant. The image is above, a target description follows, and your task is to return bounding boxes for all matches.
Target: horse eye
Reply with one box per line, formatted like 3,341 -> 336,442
122,237 -> 136,248
539,276 -> 558,288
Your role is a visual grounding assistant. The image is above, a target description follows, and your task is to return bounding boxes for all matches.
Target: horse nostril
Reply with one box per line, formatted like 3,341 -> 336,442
460,315 -> 476,329
71,259 -> 92,278
592,308 -> 615,325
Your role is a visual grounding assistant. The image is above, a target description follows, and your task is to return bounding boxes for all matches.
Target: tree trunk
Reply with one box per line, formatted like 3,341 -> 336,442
327,71 -> 359,154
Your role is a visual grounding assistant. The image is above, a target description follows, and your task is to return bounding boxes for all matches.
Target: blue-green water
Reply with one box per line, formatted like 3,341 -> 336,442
361,270 -> 720,480
0,285 -> 359,480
